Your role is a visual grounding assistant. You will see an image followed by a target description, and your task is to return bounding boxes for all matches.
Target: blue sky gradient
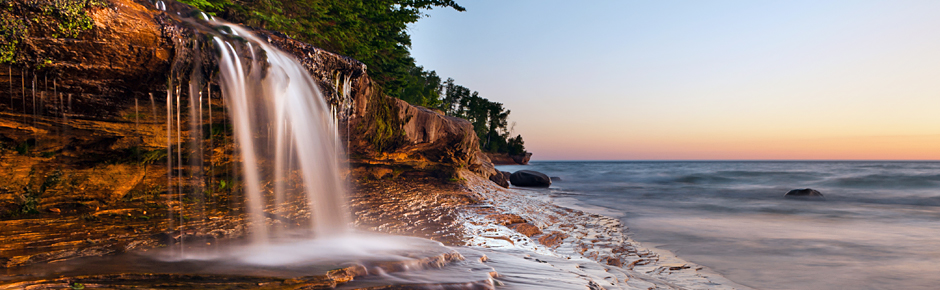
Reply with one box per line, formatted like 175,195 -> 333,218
409,0 -> 940,160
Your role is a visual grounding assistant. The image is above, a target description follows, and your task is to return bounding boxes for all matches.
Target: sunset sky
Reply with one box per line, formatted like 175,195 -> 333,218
408,0 -> 940,160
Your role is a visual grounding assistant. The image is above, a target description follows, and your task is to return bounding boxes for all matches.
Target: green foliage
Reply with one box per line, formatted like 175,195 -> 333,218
19,186 -> 39,214
506,134 -> 525,155
0,3 -> 27,64
394,66 -> 442,107
140,148 -> 168,165
69,282 -> 85,290
363,90 -> 408,152
119,147 -> 167,165
0,0 -> 106,63
15,170 -> 60,215
40,0 -> 107,38
177,0 -> 228,13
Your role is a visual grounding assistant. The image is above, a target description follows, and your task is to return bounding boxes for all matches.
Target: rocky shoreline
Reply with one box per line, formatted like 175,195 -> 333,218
455,173 -> 751,290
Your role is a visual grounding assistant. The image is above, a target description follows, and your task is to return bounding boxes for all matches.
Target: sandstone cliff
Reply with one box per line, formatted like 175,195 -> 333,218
485,152 -> 532,165
0,0 -> 496,268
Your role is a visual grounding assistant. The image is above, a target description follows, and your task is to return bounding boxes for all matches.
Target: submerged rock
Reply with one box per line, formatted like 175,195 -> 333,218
550,176 -> 562,182
509,170 -> 551,187
785,188 -> 825,200
489,171 -> 510,188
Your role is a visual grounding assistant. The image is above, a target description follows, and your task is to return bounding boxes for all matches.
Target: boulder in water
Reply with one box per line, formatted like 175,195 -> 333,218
550,176 -> 562,182
785,188 -> 825,200
509,170 -> 552,187
489,171 -> 510,188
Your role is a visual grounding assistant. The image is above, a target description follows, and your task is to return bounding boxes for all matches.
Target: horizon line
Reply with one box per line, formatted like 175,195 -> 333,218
524,159 -> 940,162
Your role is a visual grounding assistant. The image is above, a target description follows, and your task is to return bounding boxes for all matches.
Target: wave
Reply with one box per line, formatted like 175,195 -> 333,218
825,173 -> 940,189
660,170 -> 823,185
670,173 -> 736,184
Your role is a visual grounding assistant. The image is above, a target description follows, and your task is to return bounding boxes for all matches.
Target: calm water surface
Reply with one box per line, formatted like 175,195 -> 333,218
498,161 -> 940,290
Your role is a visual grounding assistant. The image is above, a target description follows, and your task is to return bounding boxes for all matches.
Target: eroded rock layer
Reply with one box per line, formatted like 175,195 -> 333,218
0,0 -> 498,269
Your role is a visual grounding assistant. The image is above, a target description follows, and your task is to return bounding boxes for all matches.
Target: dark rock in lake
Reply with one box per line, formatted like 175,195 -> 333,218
550,176 -> 562,182
490,171 -> 510,188
785,188 -> 825,200
509,170 -> 552,187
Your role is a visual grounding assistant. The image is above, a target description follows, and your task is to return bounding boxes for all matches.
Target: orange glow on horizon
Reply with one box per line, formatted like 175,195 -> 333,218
529,134 -> 940,161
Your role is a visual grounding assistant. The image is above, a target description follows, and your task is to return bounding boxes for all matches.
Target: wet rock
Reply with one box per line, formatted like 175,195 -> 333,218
538,232 -> 568,248
508,223 -> 542,237
509,170 -> 551,187
785,188 -> 825,200
550,176 -> 562,182
486,214 -> 526,226
601,256 -> 624,268
489,171 -> 510,188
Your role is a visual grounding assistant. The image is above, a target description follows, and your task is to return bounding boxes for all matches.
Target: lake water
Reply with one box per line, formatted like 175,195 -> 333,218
498,161 -> 940,290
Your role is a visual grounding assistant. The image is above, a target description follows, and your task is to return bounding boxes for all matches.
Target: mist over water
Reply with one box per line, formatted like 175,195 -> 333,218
499,161 -> 940,290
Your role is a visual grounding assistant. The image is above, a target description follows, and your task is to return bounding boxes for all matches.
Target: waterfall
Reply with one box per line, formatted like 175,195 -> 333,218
146,12 -> 353,247
211,23 -> 351,242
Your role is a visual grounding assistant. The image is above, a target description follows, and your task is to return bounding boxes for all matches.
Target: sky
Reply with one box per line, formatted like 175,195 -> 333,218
408,0 -> 940,160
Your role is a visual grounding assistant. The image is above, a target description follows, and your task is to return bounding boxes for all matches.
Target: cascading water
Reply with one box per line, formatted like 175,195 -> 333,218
162,8 -> 351,249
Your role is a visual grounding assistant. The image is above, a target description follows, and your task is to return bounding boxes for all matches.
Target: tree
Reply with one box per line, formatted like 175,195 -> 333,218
443,79 -> 525,154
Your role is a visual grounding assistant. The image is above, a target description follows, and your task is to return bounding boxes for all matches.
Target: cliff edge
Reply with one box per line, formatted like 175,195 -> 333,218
0,0 -> 497,268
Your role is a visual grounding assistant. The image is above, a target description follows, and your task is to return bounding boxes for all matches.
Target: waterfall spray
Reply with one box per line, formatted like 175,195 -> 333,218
207,21 -> 350,243
166,80 -> 176,249
176,83 -> 184,253
150,93 -> 157,123
187,40 -> 205,227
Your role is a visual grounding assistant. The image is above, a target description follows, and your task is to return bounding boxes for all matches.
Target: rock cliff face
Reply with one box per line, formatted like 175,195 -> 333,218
1,0 -> 172,118
0,0 -> 496,268
255,28 -> 498,179
485,152 -> 532,165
